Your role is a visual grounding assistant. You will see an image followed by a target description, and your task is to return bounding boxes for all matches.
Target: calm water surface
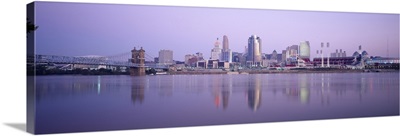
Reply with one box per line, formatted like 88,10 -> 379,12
34,73 -> 399,134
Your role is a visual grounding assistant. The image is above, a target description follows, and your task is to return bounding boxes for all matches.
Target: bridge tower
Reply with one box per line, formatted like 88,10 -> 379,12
130,47 -> 146,76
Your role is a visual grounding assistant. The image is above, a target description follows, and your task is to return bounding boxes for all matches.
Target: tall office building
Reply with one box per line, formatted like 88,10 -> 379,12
282,50 -> 287,62
285,45 -> 299,65
221,35 -> 232,62
285,47 -> 290,59
222,35 -> 229,50
158,49 -> 173,65
299,41 -> 310,59
271,50 -> 278,60
184,54 -> 195,65
211,38 -> 222,60
286,45 -> 298,58
246,35 -> 262,64
185,52 -> 204,66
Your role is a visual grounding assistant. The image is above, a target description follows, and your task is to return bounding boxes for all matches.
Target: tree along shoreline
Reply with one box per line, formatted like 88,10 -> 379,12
27,66 -> 157,76
28,67 -> 398,76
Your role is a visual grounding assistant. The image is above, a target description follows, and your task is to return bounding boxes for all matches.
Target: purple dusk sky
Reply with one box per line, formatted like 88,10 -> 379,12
34,2 -> 399,61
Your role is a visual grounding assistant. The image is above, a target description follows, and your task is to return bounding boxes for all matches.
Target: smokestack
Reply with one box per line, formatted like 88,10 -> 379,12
327,42 -> 330,48
321,42 -> 324,48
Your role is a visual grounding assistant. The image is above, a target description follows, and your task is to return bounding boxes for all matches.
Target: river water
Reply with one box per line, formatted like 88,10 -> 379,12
34,73 -> 399,134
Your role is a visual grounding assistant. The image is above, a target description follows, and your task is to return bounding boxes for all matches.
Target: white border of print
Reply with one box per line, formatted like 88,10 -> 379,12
0,0 -> 399,136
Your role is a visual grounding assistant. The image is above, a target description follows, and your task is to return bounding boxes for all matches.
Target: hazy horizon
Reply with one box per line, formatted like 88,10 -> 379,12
33,2 -> 399,61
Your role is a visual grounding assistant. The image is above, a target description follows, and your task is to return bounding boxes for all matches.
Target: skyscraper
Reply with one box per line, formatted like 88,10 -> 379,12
222,35 -> 229,50
271,50 -> 278,60
158,49 -> 173,65
287,45 -> 298,57
285,45 -> 299,65
210,38 -> 222,60
246,35 -> 262,65
282,50 -> 287,62
221,35 -> 232,63
299,41 -> 310,59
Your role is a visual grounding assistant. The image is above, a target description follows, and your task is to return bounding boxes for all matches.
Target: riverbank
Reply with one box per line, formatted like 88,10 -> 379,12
168,69 -> 399,75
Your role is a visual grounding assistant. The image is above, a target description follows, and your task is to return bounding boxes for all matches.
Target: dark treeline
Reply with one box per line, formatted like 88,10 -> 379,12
27,65 -> 157,76
36,67 -> 129,76
27,18 -> 38,34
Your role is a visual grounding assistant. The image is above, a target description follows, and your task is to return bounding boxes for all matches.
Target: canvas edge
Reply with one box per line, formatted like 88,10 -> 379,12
23,1 -> 400,134
26,1 -> 36,134
31,1 -> 400,16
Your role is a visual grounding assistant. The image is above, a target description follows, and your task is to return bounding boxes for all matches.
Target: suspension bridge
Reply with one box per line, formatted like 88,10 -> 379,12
30,48 -> 169,70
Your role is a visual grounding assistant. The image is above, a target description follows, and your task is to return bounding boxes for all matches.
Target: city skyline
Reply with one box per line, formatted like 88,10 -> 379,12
34,2 -> 399,61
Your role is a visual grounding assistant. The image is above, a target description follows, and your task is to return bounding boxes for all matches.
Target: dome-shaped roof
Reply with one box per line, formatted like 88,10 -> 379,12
361,50 -> 368,56
214,38 -> 220,47
352,51 -> 360,57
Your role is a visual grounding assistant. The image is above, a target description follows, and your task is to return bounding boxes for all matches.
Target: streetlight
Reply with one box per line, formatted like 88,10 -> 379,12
316,49 -> 323,67
321,42 -> 324,67
316,50 -> 319,67
320,42 -> 330,68
327,42 -> 330,67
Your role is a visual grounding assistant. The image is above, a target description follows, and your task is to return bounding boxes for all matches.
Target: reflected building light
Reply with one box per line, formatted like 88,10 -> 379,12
157,76 -> 161,89
222,91 -> 230,110
248,89 -> 261,111
327,77 -> 330,88
97,76 -> 101,94
321,74 -> 325,93
221,76 -> 232,110
131,77 -> 146,104
221,77 -> 232,110
214,94 -> 221,108
172,75 -> 175,90
361,77 -> 366,93
212,75 -> 222,108
300,88 -> 310,104
369,78 -> 373,93
320,94 -> 330,106
146,78 -> 150,89
229,75 -> 233,93
248,75 -> 261,111
299,75 -> 310,104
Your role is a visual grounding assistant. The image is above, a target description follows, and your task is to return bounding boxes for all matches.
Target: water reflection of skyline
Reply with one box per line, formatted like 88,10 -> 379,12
299,74 -> 310,104
247,74 -> 262,111
35,76 -> 126,101
212,75 -> 221,108
211,75 -> 232,109
283,74 -> 310,105
33,73 -> 399,134
131,77 -> 146,104
35,73 -> 399,112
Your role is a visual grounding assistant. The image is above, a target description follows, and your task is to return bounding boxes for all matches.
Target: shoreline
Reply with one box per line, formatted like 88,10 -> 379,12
168,69 -> 399,75
31,69 -> 399,76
